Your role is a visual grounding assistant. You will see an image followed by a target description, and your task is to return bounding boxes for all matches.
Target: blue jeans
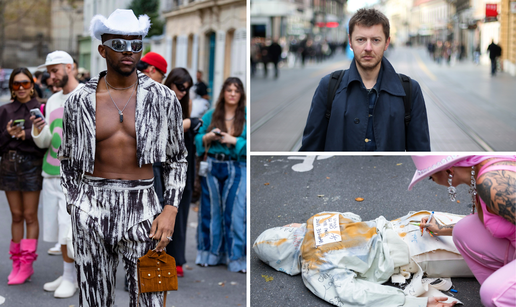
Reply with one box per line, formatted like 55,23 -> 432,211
196,157 -> 246,272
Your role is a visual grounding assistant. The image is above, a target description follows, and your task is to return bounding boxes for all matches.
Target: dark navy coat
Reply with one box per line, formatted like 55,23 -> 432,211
300,57 -> 430,151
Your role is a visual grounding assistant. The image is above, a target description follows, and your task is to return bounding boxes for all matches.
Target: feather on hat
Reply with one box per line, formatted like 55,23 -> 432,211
90,9 -> 151,41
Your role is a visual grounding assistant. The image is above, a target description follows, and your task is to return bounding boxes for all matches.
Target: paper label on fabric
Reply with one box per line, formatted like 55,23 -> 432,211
314,214 -> 341,247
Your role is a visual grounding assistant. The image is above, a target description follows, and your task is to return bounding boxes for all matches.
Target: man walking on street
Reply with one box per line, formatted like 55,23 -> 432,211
300,8 -> 430,151
487,39 -> 502,76
31,50 -> 84,298
59,9 -> 187,307
267,38 -> 282,78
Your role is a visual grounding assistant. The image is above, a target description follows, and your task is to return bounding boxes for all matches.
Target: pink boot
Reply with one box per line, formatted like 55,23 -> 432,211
7,241 -> 21,282
8,239 -> 38,285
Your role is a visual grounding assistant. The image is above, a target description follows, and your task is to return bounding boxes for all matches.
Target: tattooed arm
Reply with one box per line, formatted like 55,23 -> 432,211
421,216 -> 455,236
477,169 -> 516,225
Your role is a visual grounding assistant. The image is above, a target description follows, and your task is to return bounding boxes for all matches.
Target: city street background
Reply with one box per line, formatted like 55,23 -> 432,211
250,155 -> 482,306
0,191 -> 247,307
250,46 -> 516,151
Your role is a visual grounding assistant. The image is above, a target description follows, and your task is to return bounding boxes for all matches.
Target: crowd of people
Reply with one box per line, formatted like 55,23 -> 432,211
250,36 -> 343,78
0,8 -> 246,307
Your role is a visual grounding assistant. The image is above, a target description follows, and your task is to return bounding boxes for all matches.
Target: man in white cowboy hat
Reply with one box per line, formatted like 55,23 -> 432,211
30,50 -> 83,298
59,9 -> 187,307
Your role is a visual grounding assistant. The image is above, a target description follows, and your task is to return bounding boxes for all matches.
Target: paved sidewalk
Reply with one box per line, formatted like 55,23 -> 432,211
0,193 -> 247,307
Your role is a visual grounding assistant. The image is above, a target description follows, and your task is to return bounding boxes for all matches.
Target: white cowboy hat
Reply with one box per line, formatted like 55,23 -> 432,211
90,9 -> 151,41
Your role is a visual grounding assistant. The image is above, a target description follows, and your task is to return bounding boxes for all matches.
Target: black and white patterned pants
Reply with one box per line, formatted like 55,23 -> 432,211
71,175 -> 163,307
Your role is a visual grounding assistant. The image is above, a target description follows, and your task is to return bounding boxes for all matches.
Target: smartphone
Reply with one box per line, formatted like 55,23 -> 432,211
13,119 -> 25,128
30,108 -> 46,124
214,131 -> 222,136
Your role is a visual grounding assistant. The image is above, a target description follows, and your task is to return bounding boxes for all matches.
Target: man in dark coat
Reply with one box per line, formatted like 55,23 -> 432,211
487,40 -> 502,76
267,38 -> 282,78
300,8 -> 430,151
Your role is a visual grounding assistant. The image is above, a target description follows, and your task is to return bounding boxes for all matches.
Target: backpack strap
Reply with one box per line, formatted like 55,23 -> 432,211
325,70 -> 345,120
398,73 -> 411,150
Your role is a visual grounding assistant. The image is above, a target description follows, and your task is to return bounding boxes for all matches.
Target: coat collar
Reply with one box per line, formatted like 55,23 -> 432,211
340,57 -> 406,97
12,97 -> 39,113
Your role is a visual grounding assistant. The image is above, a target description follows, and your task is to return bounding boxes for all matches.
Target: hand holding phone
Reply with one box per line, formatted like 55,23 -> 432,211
30,108 -> 46,124
213,131 -> 222,137
13,119 -> 25,128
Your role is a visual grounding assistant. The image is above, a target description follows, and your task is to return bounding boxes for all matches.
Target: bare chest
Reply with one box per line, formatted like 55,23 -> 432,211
95,90 -> 137,142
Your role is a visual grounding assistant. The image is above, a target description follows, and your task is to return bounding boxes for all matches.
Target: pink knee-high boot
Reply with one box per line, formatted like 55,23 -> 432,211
8,239 -> 38,285
7,241 -> 21,282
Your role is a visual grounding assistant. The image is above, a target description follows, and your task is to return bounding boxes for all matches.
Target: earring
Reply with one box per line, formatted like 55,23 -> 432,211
448,173 -> 457,202
30,89 -> 34,96
11,91 -> 16,98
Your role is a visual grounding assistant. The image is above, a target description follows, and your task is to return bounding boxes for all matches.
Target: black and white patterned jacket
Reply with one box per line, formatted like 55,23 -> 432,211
59,70 -> 187,208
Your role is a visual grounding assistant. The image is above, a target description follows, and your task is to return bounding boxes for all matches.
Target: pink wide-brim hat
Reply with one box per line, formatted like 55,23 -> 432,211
408,155 -> 472,190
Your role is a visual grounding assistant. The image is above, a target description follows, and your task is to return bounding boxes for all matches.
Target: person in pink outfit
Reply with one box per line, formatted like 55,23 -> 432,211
409,155 -> 516,307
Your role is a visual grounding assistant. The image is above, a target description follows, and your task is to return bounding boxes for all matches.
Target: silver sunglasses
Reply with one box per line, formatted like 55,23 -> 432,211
103,39 -> 143,53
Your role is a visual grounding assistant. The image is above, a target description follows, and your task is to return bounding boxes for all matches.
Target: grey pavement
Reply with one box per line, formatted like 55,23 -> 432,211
250,46 -> 516,151
250,156 -> 482,306
0,193 -> 246,307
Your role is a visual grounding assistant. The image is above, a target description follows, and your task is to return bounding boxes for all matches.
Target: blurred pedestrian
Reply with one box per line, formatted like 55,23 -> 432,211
137,51 -> 167,83
474,44 -> 481,65
410,155 -> 516,307
191,70 -> 210,118
194,77 -> 246,273
163,68 -> 203,277
267,38 -> 282,78
487,40 -> 502,76
33,71 -> 44,99
31,50 -> 83,298
300,8 -> 430,151
0,67 -> 46,285
41,72 -> 62,96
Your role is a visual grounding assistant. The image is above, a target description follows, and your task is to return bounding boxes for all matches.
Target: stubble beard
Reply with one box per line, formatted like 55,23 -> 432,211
55,74 -> 69,88
106,54 -> 136,77
355,52 -> 383,72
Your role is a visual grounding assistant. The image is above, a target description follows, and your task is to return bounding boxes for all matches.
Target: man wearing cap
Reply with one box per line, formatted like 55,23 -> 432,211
59,9 -> 187,307
30,50 -> 83,298
137,51 -> 167,83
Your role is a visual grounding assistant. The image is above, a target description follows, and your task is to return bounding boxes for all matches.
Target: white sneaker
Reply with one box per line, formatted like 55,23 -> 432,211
48,243 -> 62,255
43,276 -> 63,292
54,279 -> 78,298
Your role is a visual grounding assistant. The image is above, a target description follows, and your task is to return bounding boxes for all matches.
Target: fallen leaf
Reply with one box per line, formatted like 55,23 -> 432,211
261,274 -> 274,282
226,296 -> 229,298
278,215 -> 281,217
218,282 -> 225,286
264,183 -> 270,186
397,163 -> 403,166
185,264 -> 193,270
457,200 -> 461,203
326,177 -> 330,179
318,195 -> 324,197
355,197 -> 364,202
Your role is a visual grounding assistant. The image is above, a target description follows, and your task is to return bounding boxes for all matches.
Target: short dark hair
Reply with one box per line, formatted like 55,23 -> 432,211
34,71 -> 43,79
348,8 -> 390,40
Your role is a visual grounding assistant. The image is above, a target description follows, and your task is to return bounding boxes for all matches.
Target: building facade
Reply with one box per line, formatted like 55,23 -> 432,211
163,0 -> 246,103
51,0 -> 84,60
500,0 -> 516,75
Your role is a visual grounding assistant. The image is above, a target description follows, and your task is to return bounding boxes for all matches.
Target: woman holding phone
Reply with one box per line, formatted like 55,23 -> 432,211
194,77 -> 247,272
0,67 -> 46,285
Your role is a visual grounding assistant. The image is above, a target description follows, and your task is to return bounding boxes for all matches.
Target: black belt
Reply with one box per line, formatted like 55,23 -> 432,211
208,153 -> 234,161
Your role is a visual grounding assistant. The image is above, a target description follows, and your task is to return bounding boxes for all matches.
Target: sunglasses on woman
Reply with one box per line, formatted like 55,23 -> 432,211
12,81 -> 32,90
103,39 -> 143,53
174,83 -> 190,92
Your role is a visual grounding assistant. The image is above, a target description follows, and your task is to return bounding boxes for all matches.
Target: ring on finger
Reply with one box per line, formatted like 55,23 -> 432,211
167,236 -> 173,241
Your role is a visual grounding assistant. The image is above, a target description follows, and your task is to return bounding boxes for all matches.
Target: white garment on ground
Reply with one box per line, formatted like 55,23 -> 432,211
42,177 -> 70,244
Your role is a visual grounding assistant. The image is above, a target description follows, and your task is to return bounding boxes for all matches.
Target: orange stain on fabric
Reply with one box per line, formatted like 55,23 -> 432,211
253,238 -> 288,247
398,232 -> 407,237
301,213 -> 377,271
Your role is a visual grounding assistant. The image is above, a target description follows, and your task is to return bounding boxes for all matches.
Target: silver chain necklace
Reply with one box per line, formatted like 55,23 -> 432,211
105,77 -> 137,90
469,165 -> 477,214
105,76 -> 137,123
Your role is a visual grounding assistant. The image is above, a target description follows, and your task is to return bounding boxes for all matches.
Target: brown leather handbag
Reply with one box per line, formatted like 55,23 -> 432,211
137,250 -> 178,306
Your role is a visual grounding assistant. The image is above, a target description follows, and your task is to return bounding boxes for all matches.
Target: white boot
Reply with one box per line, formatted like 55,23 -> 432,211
43,276 -> 63,292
